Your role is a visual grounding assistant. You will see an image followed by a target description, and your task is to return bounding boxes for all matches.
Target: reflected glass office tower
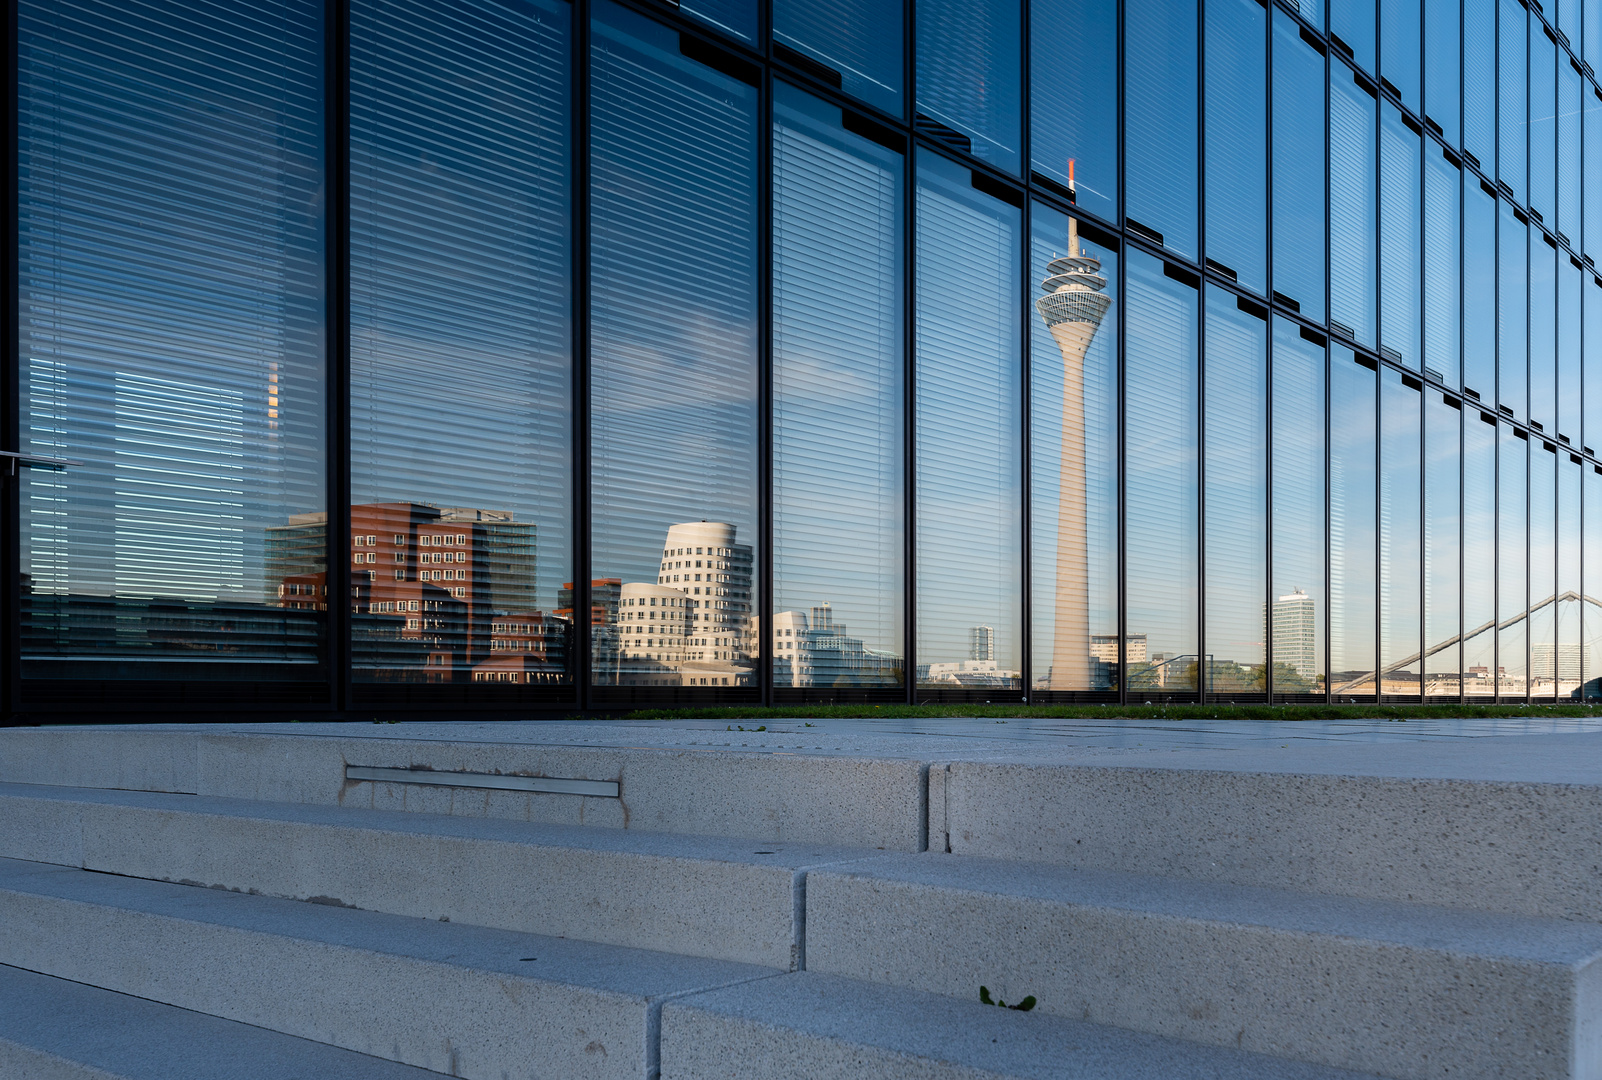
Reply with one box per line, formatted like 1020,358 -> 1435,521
7,0 -> 1601,716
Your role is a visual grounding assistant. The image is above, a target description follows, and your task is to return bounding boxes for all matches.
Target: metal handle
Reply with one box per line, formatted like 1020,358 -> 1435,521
0,450 -> 82,476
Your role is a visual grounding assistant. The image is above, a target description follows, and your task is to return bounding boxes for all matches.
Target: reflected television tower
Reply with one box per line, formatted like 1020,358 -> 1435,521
1034,161 -> 1113,690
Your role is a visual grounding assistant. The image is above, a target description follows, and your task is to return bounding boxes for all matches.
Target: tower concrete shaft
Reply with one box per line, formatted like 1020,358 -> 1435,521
1035,218 -> 1112,691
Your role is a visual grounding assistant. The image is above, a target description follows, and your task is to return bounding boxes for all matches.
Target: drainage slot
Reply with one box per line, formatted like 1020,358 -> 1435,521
346,765 -> 619,798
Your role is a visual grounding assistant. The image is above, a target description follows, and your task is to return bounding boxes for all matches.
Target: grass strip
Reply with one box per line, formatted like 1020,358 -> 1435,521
619,702 -> 1602,723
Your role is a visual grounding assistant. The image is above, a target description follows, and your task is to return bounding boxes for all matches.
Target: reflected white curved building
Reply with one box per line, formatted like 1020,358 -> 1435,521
608,520 -> 756,686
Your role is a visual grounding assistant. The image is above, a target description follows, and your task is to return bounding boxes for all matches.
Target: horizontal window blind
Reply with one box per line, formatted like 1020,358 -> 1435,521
349,0 -> 573,687
19,0 -> 326,677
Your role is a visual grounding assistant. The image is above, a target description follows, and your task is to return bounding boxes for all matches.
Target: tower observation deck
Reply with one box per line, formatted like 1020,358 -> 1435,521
1035,170 -> 1113,692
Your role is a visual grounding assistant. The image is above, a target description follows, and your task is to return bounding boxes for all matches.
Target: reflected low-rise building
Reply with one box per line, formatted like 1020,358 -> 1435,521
772,605 -> 905,688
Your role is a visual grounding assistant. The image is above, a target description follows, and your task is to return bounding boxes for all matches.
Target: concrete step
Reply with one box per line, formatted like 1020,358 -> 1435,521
0,963 -> 447,1080
932,736 -> 1602,920
0,723 -> 928,850
0,781 -> 888,968
10,722 -> 1602,924
804,852 -> 1602,1080
659,970 -> 1383,1080
0,857 -> 775,1080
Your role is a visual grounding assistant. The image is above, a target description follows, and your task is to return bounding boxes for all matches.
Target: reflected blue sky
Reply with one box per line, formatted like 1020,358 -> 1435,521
915,151 -> 1021,682
773,85 -> 904,683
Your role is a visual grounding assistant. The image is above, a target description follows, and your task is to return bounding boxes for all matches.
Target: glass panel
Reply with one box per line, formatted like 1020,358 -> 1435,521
1032,204 -> 1119,695
1561,0 -> 1581,48
1464,175 -> 1499,399
348,0 -> 572,690
1561,468 -> 1581,702
19,0 -> 326,681
1331,0 -> 1376,72
1588,84 -> 1602,262
1584,463 -> 1602,698
1559,61 -> 1582,242
1531,234 -> 1558,432
1331,65 -> 1379,350
1499,200 -> 1529,419
1424,144 -> 1462,386
1463,407 -> 1498,695
1380,102 -> 1422,370
589,1 -> 760,692
1126,0 -> 1198,259
1272,11 -> 1328,322
1557,61 -> 1582,243
1590,0 -> 1602,73
916,0 -> 1022,173
1203,286 -> 1268,699
774,0 -> 901,115
1588,274 -> 1602,452
1562,257 -> 1583,443
1271,319 -> 1327,701
1591,0 -> 1602,73
914,152 -> 1022,690
1531,30 -> 1557,222
1331,347 -> 1377,699
679,0 -> 755,44
1030,0 -> 1117,223
772,86 -> 905,691
1499,425 -> 1529,697
1379,369 -> 1422,697
1529,442 -> 1557,699
1126,250 -> 1200,698
1463,0 -> 1497,173
1499,0 -> 1527,202
1204,0 -> 1267,295
1424,391 -> 1462,697
1380,0 -> 1421,111
1424,0 -> 1461,145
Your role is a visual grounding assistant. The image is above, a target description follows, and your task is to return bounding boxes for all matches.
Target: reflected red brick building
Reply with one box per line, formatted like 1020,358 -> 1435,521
267,503 -> 567,683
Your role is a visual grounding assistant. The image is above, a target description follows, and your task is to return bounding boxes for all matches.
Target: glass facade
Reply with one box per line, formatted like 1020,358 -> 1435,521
9,0 -> 1602,712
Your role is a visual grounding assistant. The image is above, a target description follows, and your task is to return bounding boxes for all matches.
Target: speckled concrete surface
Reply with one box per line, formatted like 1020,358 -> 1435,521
0,857 -> 777,1080
938,758 -> 1602,920
6,719 -> 1602,853
660,971 -> 1385,1080
0,724 -> 932,849
4,719 -> 1602,1078
0,780 -> 893,968
804,852 -> 1602,1080
0,963 -> 444,1080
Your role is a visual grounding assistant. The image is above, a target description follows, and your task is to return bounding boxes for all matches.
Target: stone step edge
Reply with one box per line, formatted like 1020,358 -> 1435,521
660,969 -> 1385,1080
0,962 -> 450,1080
802,853 -> 1602,1080
0,780 -> 910,970
0,857 -> 780,1080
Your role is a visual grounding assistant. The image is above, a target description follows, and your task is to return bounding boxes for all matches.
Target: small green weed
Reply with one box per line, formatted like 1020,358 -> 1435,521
979,986 -> 1036,1011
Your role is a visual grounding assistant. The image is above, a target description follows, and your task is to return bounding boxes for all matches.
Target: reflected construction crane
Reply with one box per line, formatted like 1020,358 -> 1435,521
1331,591 -> 1592,695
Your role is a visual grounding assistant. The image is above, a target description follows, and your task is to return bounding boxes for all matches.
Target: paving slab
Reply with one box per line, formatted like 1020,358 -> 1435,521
805,852 -> 1602,1080
0,781 -> 890,967
659,971 -> 1385,1080
0,857 -> 776,1080
0,963 -> 446,1080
